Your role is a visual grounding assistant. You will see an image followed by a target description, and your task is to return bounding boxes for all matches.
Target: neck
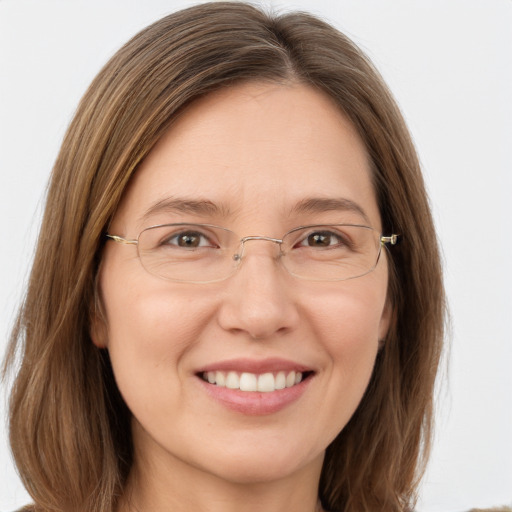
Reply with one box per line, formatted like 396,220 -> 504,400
117,426 -> 325,512
122,480 -> 324,512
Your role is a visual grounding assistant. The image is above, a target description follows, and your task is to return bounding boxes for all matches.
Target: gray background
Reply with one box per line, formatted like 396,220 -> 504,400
1,1 -> 511,510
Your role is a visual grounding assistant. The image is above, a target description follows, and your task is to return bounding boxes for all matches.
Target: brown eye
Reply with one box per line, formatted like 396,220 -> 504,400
164,231 -> 212,249
302,231 -> 342,248
307,233 -> 332,247
177,233 -> 202,247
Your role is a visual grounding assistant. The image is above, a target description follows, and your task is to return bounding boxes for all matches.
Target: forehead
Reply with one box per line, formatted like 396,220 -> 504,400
114,81 -> 380,232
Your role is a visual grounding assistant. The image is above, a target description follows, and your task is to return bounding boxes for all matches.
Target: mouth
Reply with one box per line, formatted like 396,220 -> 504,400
199,370 -> 313,392
195,359 -> 314,414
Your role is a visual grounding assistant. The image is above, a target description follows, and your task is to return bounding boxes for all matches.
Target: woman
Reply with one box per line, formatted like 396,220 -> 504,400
3,2 -> 444,511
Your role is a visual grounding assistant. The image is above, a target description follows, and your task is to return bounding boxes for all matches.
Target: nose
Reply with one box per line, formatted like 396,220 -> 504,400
217,241 -> 300,340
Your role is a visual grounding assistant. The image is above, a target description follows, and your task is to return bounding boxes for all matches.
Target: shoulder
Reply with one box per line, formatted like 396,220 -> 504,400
469,508 -> 512,512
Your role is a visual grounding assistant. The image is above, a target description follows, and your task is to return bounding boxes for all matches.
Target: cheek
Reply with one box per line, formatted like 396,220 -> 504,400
303,278 -> 386,421
307,275 -> 387,351
99,270 -> 217,403
110,288 -> 179,340
324,302 -> 380,390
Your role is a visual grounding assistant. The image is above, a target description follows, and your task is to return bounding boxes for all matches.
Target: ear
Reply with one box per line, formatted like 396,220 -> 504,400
89,279 -> 109,349
378,299 -> 393,346
90,312 -> 108,348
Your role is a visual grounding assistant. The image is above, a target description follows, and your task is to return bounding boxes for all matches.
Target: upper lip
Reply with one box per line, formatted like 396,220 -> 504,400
197,358 -> 313,375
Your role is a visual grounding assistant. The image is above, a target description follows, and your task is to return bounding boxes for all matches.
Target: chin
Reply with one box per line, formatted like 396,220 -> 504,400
190,436 -> 327,486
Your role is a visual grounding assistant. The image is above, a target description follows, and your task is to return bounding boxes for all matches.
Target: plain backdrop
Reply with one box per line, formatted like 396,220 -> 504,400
1,1 -> 511,511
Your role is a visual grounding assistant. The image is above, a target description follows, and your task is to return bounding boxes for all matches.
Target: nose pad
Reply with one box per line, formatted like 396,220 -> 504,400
233,235 -> 283,265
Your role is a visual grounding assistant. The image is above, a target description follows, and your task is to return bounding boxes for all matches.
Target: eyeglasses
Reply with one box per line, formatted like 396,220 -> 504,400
106,223 -> 399,283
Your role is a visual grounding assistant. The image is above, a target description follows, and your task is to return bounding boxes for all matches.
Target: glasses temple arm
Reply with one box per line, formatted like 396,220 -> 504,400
105,234 -> 138,245
380,234 -> 400,246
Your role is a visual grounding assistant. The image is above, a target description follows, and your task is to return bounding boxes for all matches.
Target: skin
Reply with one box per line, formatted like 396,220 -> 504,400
92,81 -> 391,512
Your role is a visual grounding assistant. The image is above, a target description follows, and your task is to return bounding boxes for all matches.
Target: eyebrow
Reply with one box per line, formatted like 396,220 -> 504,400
140,195 -> 371,226
291,197 -> 371,225
140,197 -> 232,224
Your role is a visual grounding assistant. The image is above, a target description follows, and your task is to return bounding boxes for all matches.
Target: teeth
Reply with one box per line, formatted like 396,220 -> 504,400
240,372 -> 257,391
202,370 -> 305,392
226,371 -> 239,389
216,371 -> 226,387
257,372 -> 275,392
275,371 -> 286,390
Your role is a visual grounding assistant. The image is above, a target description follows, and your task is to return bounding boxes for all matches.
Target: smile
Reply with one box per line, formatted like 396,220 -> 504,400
201,370 -> 305,392
196,360 -> 314,414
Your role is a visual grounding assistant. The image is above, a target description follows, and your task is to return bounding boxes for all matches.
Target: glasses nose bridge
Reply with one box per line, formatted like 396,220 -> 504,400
233,235 -> 284,262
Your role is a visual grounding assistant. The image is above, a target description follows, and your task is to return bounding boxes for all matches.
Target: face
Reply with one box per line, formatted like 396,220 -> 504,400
93,82 -> 391,487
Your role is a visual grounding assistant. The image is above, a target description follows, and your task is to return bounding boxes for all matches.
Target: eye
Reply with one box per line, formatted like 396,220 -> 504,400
164,230 -> 216,249
297,230 -> 346,248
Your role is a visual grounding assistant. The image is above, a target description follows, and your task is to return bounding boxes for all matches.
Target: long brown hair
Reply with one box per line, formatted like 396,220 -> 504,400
3,2 -> 445,511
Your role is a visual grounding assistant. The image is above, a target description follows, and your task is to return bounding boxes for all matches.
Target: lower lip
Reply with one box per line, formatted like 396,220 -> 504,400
197,376 -> 312,416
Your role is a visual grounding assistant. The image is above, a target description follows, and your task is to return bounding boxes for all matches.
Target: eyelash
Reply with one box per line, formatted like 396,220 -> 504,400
162,231 -> 218,248
295,230 -> 348,249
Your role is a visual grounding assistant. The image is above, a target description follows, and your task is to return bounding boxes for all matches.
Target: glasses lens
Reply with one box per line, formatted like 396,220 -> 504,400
135,223 -> 382,283
282,225 -> 381,281
138,224 -> 238,282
